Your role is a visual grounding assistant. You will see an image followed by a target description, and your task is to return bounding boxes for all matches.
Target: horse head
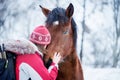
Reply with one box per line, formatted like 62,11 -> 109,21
40,3 -> 77,63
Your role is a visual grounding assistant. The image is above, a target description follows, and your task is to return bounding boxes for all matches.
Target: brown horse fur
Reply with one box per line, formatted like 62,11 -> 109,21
40,3 -> 84,80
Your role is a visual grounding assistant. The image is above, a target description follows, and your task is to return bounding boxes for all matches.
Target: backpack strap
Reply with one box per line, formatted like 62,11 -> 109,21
0,44 -> 8,68
0,44 -> 7,59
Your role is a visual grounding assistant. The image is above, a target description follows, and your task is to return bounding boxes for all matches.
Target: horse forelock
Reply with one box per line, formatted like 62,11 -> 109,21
46,7 -> 68,26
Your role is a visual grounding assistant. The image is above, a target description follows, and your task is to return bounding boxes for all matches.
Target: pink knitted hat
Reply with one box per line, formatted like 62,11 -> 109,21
30,26 -> 51,45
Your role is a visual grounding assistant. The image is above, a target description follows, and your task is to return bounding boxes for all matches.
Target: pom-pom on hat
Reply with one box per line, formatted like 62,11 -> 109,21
30,26 -> 51,45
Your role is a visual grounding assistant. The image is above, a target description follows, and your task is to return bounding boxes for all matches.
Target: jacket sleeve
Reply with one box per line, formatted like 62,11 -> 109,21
47,62 -> 59,80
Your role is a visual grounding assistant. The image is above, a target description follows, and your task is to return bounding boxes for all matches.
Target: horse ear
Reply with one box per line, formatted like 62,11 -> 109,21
66,3 -> 74,18
39,5 -> 50,17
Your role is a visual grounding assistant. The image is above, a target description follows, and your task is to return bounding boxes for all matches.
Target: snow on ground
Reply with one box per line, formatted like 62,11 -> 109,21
83,67 -> 120,80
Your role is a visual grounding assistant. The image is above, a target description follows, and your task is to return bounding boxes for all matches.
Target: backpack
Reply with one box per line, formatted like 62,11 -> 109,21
0,44 -> 16,80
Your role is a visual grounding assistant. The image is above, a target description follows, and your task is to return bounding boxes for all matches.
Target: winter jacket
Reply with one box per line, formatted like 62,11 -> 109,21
0,39 -> 58,80
16,52 -> 58,80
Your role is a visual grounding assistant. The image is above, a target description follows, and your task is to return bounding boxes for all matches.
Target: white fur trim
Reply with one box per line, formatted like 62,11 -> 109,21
0,39 -> 43,56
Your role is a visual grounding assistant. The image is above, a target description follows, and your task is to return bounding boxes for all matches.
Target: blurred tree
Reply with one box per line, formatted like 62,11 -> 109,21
80,0 -> 86,62
112,0 -> 120,67
0,0 -> 7,34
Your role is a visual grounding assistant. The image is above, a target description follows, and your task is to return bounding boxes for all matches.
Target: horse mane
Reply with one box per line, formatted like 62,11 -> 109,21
46,7 -> 77,48
71,18 -> 77,48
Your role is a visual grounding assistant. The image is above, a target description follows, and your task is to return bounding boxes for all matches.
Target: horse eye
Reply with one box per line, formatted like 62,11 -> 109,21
63,30 -> 69,34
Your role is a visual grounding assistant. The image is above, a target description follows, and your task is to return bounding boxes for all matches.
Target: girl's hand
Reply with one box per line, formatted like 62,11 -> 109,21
52,52 -> 61,64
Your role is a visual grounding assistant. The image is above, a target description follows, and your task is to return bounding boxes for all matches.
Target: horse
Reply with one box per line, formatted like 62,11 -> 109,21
40,3 -> 84,80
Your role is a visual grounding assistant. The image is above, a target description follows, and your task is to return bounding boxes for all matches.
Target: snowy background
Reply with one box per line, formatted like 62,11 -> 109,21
0,0 -> 120,80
